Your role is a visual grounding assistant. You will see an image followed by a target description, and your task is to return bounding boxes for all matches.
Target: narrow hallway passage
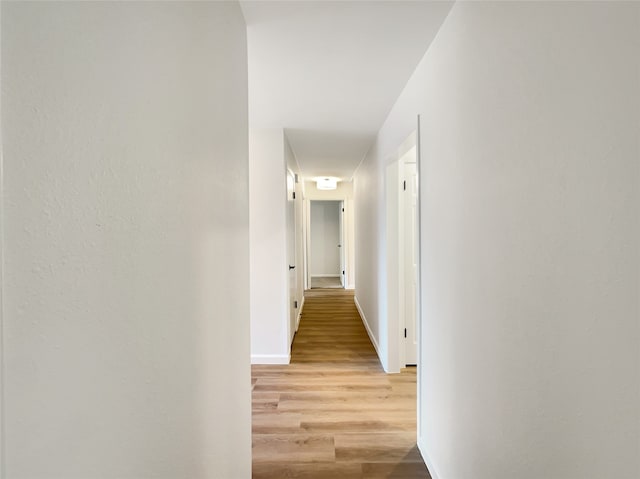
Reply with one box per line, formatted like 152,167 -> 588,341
251,290 -> 429,478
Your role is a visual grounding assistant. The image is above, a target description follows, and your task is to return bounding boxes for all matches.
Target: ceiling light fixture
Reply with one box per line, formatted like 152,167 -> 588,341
315,177 -> 339,190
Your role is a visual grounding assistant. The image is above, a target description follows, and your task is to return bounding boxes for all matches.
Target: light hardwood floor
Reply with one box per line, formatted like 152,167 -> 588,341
252,289 -> 430,478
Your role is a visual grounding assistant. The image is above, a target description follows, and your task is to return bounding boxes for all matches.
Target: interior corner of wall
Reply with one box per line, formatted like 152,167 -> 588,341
417,438 -> 441,479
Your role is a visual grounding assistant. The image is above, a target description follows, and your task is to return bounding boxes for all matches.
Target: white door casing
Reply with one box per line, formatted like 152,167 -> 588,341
286,169 -> 296,346
385,130 -> 419,373
339,201 -> 345,287
402,158 -> 418,365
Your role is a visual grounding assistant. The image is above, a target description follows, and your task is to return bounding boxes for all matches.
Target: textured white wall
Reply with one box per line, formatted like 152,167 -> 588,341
310,201 -> 341,276
1,2 -> 250,477
355,2 -> 640,478
249,128 -> 289,364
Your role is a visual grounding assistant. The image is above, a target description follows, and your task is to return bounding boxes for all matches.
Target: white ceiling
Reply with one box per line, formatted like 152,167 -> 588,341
241,1 -> 453,180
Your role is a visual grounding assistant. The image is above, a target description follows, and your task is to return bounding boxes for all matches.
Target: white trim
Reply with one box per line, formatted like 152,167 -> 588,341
418,438 -> 441,479
339,200 -> 345,287
0,14 -> 5,471
354,296 -> 381,361
310,274 -> 341,278
344,198 -> 355,289
415,115 -> 424,444
385,158 -> 402,374
251,354 -> 291,365
295,296 -> 305,331
304,199 -> 311,289
386,132 -> 418,375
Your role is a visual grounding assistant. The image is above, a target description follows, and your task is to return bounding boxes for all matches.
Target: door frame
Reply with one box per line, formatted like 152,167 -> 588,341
286,168 -> 297,347
339,200 -> 345,287
385,129 -> 420,373
306,199 -> 344,289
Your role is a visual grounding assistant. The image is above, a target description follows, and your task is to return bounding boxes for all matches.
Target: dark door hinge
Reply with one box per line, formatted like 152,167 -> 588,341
404,328 -> 407,338
293,192 -> 296,199
403,180 -> 406,191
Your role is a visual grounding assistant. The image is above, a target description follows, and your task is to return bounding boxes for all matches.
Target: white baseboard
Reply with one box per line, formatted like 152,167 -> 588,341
310,274 -> 341,278
251,354 -> 291,365
296,296 -> 305,331
418,438 -> 441,479
353,296 -> 382,362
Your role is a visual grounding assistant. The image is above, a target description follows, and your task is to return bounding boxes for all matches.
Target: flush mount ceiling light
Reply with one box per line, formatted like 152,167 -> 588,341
315,177 -> 339,190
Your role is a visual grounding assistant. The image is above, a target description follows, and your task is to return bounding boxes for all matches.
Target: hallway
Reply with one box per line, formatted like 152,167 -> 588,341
251,290 -> 428,478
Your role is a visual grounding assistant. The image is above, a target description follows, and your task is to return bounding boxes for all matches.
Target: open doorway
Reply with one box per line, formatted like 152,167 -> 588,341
386,130 -> 419,369
399,147 -> 418,366
308,200 -> 344,289
286,169 -> 297,346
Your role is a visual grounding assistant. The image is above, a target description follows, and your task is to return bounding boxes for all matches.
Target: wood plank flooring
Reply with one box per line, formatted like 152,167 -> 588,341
252,289 -> 430,479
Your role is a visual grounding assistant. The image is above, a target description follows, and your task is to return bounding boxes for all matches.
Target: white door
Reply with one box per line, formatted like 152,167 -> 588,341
404,161 -> 418,365
286,170 -> 296,346
339,201 -> 345,287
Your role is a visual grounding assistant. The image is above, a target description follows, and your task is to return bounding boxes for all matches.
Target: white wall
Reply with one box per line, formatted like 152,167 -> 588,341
249,128 -> 289,364
310,201 -> 341,276
1,2 -> 251,478
355,2 -> 640,478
